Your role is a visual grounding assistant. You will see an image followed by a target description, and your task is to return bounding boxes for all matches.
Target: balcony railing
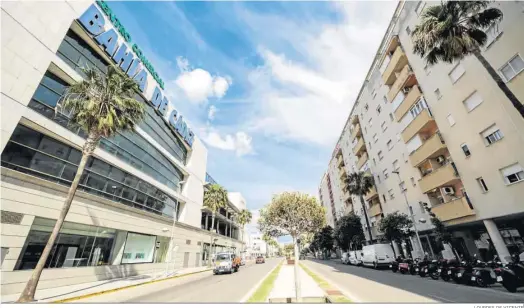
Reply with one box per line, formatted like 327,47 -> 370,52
387,65 -> 413,102
401,109 -> 435,142
365,186 -> 378,201
353,137 -> 365,155
337,154 -> 345,167
409,132 -> 447,167
419,163 -> 460,193
382,46 -> 409,86
356,152 -> 369,170
339,167 -> 348,179
350,123 -> 362,141
369,203 -> 382,217
431,197 -> 475,222
394,85 -> 421,121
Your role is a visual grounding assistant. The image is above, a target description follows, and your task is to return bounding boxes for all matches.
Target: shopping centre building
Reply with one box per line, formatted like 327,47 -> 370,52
1,0 -> 246,295
319,1 -> 524,261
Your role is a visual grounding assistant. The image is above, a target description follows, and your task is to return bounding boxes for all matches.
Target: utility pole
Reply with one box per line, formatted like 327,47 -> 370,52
392,171 -> 425,258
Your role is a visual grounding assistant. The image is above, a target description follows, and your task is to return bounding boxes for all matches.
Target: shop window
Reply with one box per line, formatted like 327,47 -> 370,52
122,232 -> 157,264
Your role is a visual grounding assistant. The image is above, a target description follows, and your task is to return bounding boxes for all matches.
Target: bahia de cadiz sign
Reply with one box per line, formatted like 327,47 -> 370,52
78,0 -> 195,148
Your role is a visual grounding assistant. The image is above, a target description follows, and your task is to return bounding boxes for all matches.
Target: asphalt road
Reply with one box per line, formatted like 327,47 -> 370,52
305,258 -> 524,303
78,258 -> 281,303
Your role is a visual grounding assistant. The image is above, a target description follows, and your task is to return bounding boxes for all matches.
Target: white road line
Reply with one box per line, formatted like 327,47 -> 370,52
239,259 -> 282,303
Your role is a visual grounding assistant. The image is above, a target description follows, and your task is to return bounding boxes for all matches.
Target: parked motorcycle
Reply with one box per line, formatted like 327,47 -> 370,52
471,258 -> 498,287
411,258 -> 421,275
399,258 -> 414,275
440,258 -> 459,282
428,259 -> 442,280
390,256 -> 402,273
418,255 -> 431,277
501,253 -> 524,293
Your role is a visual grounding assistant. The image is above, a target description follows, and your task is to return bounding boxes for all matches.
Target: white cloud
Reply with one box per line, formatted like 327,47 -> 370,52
241,2 -> 396,146
174,58 -> 232,104
201,128 -> 254,157
208,105 -> 218,121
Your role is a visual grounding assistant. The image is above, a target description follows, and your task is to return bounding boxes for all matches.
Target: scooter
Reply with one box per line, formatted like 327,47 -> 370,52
429,259 -> 442,280
411,258 -> 421,275
418,256 -> 431,277
390,256 -> 402,273
471,258 -> 498,287
501,253 -> 524,293
399,258 -> 413,275
440,258 -> 459,282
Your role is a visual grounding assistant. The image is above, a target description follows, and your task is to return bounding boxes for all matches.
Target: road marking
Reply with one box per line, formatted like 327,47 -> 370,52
239,259 -> 283,303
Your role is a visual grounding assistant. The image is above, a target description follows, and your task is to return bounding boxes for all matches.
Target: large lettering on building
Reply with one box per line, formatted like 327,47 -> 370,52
78,1 -> 194,148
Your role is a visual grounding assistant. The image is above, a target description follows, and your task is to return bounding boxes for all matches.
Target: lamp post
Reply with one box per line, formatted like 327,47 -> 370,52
165,180 -> 185,276
392,171 -> 425,258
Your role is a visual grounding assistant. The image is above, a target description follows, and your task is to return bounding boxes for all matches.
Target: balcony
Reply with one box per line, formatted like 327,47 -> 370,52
350,123 -> 362,141
369,203 -> 382,217
351,115 -> 359,125
401,109 -> 435,142
387,65 -> 415,102
356,152 -> 369,170
431,197 -> 475,222
365,187 -> 378,201
382,46 -> 409,86
353,137 -> 365,155
410,133 -> 447,167
394,85 -> 421,120
339,167 -> 347,179
419,163 -> 460,193
337,154 -> 345,167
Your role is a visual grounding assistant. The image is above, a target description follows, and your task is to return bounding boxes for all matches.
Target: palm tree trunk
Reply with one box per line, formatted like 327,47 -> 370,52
17,132 -> 100,303
359,195 -> 374,244
472,48 -> 524,118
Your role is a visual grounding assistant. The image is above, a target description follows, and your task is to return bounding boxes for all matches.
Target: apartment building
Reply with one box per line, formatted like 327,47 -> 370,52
319,1 -> 524,261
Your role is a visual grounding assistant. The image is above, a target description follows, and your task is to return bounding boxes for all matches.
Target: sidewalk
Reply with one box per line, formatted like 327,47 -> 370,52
1,266 -> 211,303
267,263 -> 325,303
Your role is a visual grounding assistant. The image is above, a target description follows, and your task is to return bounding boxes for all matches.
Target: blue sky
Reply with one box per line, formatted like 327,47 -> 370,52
108,1 -> 397,241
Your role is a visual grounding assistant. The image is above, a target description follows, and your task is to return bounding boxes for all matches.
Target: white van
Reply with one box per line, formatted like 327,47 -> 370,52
362,244 -> 394,269
341,252 -> 349,264
349,250 -> 363,266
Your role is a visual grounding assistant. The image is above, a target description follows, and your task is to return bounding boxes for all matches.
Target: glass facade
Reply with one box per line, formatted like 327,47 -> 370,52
1,125 -> 180,218
15,218 -> 169,270
56,29 -> 188,163
28,71 -> 184,192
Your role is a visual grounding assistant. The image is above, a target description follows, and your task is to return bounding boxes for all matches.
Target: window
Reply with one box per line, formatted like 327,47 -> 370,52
377,105 -> 382,114
415,1 -> 426,15
410,177 -> 416,187
364,127 -> 367,134
388,189 -> 395,200
449,63 -> 466,84
485,24 -> 502,48
372,90 -> 377,99
406,26 -> 411,35
377,174 -> 381,183
389,113 -> 394,121
423,64 -> 431,75
435,88 -> 442,100
383,169 -> 389,179
378,151 -> 384,160
477,177 -> 489,193
383,194 -> 387,203
396,133 -> 401,141
501,163 -> 524,185
364,104 -> 369,111
500,54 -> 524,82
463,91 -> 483,112
381,121 -> 387,132
368,118 -> 373,127
387,139 -> 393,150
373,134 -> 378,143
447,114 -> 456,127
460,143 -> 471,157
373,158 -> 377,166
481,125 -> 503,146
399,181 -> 406,192
393,160 -> 399,171
383,96 -> 388,104
409,99 -> 426,118
368,142 -> 372,150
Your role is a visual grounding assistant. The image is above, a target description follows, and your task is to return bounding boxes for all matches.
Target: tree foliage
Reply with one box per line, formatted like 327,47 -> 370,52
203,184 -> 228,215
237,209 -> 253,227
258,191 -> 325,239
334,213 -> 365,250
344,172 -> 375,242
378,212 -> 414,244
317,226 -> 335,252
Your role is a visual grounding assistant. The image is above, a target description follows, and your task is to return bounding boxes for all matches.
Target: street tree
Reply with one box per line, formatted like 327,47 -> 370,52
378,212 -> 414,258
237,209 -> 253,251
334,213 -> 365,251
345,172 -> 375,243
317,226 -> 335,258
421,203 -> 459,260
203,184 -> 229,234
18,66 -> 145,303
258,191 -> 325,301
412,1 -> 523,118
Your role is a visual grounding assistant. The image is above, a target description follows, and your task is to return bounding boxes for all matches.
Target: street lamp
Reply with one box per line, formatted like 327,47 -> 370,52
392,170 -> 425,257
165,181 -> 185,276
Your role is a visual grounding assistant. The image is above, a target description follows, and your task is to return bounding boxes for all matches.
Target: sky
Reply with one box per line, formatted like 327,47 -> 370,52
108,0 -> 397,240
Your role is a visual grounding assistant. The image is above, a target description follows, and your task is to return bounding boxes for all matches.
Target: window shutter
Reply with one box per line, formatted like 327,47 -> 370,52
501,163 -> 523,177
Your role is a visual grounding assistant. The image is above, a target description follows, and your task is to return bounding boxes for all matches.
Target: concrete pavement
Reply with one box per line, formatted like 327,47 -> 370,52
304,258 -> 523,303
268,264 -> 324,302
75,258 -> 281,302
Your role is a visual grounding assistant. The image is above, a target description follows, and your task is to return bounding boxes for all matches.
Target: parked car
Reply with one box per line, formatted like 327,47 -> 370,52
240,258 -> 246,266
256,256 -> 265,264
341,252 -> 350,264
349,250 -> 363,266
213,252 -> 240,274
362,244 -> 395,269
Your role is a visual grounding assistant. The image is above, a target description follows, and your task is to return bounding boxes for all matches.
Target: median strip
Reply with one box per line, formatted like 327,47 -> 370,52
299,263 -> 352,303
247,261 -> 283,303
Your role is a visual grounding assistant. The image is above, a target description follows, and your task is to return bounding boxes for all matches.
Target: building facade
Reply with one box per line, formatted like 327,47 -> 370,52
0,0 -> 245,295
319,1 -> 524,261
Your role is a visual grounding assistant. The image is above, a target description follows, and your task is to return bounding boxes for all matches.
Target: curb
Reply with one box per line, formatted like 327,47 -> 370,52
300,261 -> 361,303
51,268 -> 212,303
240,259 -> 283,303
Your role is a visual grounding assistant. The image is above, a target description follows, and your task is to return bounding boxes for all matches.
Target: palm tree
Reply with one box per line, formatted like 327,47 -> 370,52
344,172 -> 375,244
203,183 -> 229,235
17,66 -> 145,303
237,209 -> 252,251
412,1 -> 524,118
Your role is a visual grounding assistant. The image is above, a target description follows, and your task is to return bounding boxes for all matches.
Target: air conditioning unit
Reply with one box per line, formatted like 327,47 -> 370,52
436,156 -> 446,164
402,87 -> 411,94
442,187 -> 455,195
